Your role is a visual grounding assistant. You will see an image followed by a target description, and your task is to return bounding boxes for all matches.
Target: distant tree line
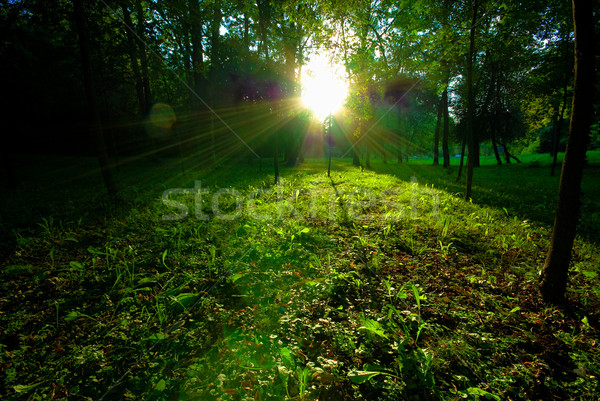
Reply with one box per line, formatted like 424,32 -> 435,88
1,0 -> 597,185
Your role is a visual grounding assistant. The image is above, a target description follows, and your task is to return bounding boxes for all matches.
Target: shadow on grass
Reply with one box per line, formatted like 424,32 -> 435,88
368,154 -> 600,244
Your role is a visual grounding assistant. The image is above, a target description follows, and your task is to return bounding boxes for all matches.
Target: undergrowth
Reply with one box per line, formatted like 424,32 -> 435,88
1,154 -> 599,400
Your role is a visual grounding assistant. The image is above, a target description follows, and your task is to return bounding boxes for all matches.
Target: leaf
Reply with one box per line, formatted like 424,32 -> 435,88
509,306 -> 521,314
363,363 -> 387,372
162,249 -> 169,268
348,370 -> 382,384
137,276 -> 160,285
87,246 -> 105,255
155,379 -> 166,391
172,293 -> 199,310
64,311 -> 92,322
280,347 -> 293,367
359,319 -> 389,339
582,270 -> 598,279
466,387 -> 501,400
229,273 -> 244,283
69,261 -> 84,270
146,333 -> 169,341
411,284 -> 421,310
299,227 -> 310,234
14,382 -> 44,393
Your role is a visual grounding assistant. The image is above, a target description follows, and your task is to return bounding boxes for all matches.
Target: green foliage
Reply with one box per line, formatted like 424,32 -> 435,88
1,155 -> 599,400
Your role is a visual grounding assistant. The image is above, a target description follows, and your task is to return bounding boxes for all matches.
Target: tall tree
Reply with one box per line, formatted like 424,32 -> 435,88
464,0 -> 479,201
441,84 -> 451,168
550,33 -> 573,177
433,94 -> 442,165
73,0 -> 118,198
187,0 -> 205,96
119,1 -> 146,116
539,0 -> 595,304
134,0 -> 152,112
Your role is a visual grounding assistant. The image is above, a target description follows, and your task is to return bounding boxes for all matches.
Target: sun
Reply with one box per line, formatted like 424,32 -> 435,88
301,54 -> 348,121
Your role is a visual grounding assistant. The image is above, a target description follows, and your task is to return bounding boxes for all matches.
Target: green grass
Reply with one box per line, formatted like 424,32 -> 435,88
0,151 -> 599,400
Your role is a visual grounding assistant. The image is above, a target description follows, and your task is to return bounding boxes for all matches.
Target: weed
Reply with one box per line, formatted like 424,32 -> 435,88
1,155 -> 599,401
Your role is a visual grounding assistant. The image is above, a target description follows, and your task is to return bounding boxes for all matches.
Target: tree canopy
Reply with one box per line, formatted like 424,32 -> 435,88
2,0 -> 596,170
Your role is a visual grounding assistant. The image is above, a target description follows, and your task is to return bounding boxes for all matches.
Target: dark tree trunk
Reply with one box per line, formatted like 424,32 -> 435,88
120,2 -> 145,116
551,73 -> 571,176
550,113 -> 560,171
284,20 -> 298,87
456,135 -> 466,181
327,141 -> 332,177
465,0 -> 479,201
243,13 -> 250,48
489,57 -> 502,166
257,0 -> 271,60
551,33 -> 573,177
352,147 -> 360,167
188,0 -> 205,95
73,0 -> 118,199
503,139 -> 511,164
492,137 -> 502,165
134,0 -> 152,112
539,0 -> 595,304
550,112 -> 559,158
327,117 -> 333,176
442,87 -> 450,168
501,140 -> 521,163
274,135 -> 280,184
433,93 -> 443,166
208,2 -> 222,164
397,111 -> 403,164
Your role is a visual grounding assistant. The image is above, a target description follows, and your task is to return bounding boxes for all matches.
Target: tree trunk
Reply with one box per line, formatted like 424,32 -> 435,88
120,2 -> 145,116
551,73 -> 571,176
134,0 -> 152,112
465,0 -> 479,201
352,146 -> 360,166
188,0 -> 205,95
442,86 -> 450,168
456,135 -> 466,181
397,110 -> 403,164
551,33 -> 573,177
274,135 -> 280,184
208,2 -> 222,165
257,0 -> 271,61
243,13 -> 250,48
73,0 -> 118,199
550,113 -> 560,173
501,140 -> 521,163
503,140 -> 511,163
491,136 -> 502,165
327,140 -> 332,177
433,94 -> 443,165
539,0 -> 595,304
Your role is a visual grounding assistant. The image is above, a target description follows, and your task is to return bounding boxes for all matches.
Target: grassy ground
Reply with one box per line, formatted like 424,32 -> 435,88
1,152 -> 599,400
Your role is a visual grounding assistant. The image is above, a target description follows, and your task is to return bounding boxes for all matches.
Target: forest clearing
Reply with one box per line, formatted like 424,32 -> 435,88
1,154 -> 599,400
1,0 -> 599,399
